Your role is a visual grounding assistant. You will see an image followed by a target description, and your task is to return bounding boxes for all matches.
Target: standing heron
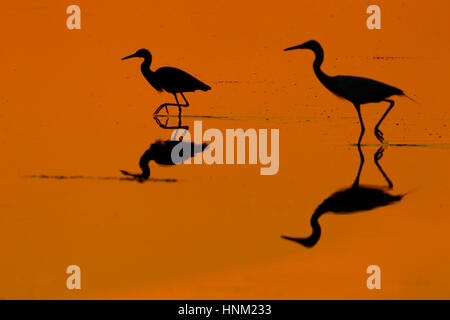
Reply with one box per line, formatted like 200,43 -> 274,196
122,49 -> 211,116
284,40 -> 413,145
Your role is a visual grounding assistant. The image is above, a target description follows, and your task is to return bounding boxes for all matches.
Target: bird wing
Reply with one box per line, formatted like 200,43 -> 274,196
154,67 -> 211,93
334,75 -> 403,103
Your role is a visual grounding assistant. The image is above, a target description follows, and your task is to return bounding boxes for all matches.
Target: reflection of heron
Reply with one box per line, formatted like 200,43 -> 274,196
122,49 -> 211,116
284,40 -> 414,145
281,145 -> 404,248
120,139 -> 208,182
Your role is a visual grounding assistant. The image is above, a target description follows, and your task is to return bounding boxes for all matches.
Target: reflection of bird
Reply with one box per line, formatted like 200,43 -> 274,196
153,115 -> 189,130
120,139 -> 208,182
122,49 -> 211,116
284,40 -> 414,145
282,145 -> 404,247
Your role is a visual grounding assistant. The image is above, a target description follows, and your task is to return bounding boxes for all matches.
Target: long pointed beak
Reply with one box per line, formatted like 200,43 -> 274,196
284,44 -> 305,51
121,53 -> 136,60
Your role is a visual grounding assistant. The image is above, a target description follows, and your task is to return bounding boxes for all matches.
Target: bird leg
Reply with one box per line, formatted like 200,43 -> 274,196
153,101 -> 181,116
174,94 -> 182,116
174,93 -> 190,117
354,104 -> 365,146
352,143 -> 365,188
153,93 -> 190,117
152,115 -> 189,130
375,99 -> 395,144
374,146 -> 393,188
179,93 -> 190,107
153,104 -> 168,116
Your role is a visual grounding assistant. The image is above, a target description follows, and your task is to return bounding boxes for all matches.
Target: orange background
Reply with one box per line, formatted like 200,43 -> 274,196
0,0 -> 450,299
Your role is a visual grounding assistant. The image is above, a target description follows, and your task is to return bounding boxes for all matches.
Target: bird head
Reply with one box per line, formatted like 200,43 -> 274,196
121,49 -> 152,60
284,40 -> 321,52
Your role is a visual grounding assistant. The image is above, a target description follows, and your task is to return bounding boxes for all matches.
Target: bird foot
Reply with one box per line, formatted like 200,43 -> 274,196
374,146 -> 385,161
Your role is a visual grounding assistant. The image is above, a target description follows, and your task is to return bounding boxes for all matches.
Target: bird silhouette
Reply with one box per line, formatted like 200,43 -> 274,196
120,138 -> 208,182
281,145 -> 404,247
122,49 -> 211,116
153,114 -> 189,130
284,40 -> 413,145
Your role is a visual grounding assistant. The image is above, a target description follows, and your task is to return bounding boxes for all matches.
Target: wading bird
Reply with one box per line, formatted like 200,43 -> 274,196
284,40 -> 413,145
281,145 -> 404,247
122,49 -> 211,116
120,138 -> 208,182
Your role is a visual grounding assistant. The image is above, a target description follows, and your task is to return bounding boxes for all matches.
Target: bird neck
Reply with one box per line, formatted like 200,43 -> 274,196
139,149 -> 152,179
311,46 -> 331,86
284,208 -> 324,248
140,57 -> 153,75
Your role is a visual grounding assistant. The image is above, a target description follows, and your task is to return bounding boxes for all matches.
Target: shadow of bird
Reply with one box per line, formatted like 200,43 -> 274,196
153,114 -> 189,130
122,49 -> 211,116
120,139 -> 208,182
284,40 -> 416,145
281,145 -> 404,247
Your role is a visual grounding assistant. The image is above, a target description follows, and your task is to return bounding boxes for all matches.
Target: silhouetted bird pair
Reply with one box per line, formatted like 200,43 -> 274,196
122,40 -> 414,145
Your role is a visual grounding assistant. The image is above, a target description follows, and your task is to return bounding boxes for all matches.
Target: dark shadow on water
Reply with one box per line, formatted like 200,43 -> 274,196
281,145 -> 404,248
350,143 -> 450,149
120,138 -> 208,182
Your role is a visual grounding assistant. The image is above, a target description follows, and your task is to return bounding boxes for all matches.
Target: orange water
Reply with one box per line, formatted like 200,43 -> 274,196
0,0 -> 450,299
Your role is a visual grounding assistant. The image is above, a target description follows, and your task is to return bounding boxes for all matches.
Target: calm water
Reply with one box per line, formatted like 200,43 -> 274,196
1,0 -> 450,299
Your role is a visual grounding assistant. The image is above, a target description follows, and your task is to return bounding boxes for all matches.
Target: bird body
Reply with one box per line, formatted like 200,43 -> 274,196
151,67 -> 211,93
331,75 -> 403,104
285,40 -> 408,144
121,139 -> 208,181
122,49 -> 210,115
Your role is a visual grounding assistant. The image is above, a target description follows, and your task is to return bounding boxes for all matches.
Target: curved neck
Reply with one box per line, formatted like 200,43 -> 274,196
311,46 -> 331,86
139,149 -> 152,179
140,56 -> 153,75
282,208 -> 324,248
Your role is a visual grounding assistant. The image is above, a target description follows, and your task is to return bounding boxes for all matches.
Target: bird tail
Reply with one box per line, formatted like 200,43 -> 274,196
402,93 -> 419,104
200,82 -> 211,91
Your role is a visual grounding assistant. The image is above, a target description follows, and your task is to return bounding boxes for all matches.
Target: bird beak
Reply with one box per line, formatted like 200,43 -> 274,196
121,53 -> 137,60
284,43 -> 307,51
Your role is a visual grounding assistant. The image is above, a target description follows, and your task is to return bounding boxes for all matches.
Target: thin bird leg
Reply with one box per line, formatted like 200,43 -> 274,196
152,114 -> 189,130
374,99 -> 395,144
352,144 -> 365,188
179,92 -> 190,107
153,95 -> 182,116
153,104 -> 166,116
355,104 -> 365,146
374,146 -> 393,188
174,93 -> 182,116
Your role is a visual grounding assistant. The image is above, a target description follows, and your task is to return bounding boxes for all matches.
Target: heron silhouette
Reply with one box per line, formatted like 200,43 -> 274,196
284,40 -> 413,145
120,138 -> 208,182
122,49 -> 211,116
281,145 -> 404,247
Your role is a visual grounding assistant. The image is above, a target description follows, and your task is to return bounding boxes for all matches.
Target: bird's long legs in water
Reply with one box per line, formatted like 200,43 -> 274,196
153,93 -> 190,116
374,99 -> 395,144
354,104 -> 365,146
175,93 -> 190,116
352,144 -> 365,188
